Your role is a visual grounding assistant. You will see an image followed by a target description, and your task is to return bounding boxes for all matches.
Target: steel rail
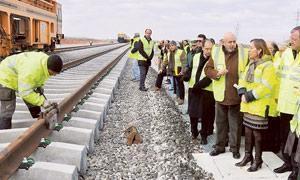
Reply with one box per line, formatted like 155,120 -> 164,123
52,43 -> 115,54
0,47 -> 129,179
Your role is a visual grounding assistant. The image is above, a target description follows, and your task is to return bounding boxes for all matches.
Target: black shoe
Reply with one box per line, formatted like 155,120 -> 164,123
287,169 -> 298,180
247,160 -> 263,172
200,137 -> 207,145
235,154 -> 253,167
273,163 -> 292,173
233,152 -> 241,159
139,87 -> 148,91
209,149 -> 225,156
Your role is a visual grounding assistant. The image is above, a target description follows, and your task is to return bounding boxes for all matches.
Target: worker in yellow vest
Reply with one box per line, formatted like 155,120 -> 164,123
128,33 -> 140,81
182,40 -> 190,55
131,29 -> 154,91
187,39 -> 214,144
0,52 -> 63,129
235,39 -> 277,172
274,26 -> 300,180
205,32 -> 248,159
262,41 -> 281,153
163,41 -> 186,105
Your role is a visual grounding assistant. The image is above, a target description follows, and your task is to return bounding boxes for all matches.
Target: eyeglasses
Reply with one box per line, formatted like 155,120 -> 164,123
197,40 -> 203,43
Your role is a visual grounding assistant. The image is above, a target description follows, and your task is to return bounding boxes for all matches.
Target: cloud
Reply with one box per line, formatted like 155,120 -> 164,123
59,0 -> 300,43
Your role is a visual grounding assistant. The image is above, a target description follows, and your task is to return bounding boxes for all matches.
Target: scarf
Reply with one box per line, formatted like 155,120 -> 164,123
245,55 -> 272,83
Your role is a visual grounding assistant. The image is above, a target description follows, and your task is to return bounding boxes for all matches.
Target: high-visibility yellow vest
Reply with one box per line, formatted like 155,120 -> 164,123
128,37 -> 140,59
277,48 -> 300,115
290,100 -> 300,137
184,45 -> 190,54
200,62 -> 213,92
167,49 -> 184,76
188,52 -> 201,88
271,51 -> 282,115
211,45 -> 249,102
137,37 -> 154,61
239,58 -> 278,117
0,52 -> 50,106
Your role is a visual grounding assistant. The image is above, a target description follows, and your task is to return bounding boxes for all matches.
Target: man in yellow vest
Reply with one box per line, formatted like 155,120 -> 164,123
129,33 -> 140,81
0,52 -> 63,129
205,32 -> 248,159
131,29 -> 154,91
187,39 -> 214,144
274,26 -> 300,180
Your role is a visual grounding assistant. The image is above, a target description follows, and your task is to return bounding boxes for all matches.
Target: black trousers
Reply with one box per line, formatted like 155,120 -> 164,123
139,65 -> 150,89
263,116 -> 281,153
215,103 -> 242,153
280,113 -> 293,164
155,71 -> 167,88
174,76 -> 184,100
200,90 -> 215,138
190,116 -> 199,137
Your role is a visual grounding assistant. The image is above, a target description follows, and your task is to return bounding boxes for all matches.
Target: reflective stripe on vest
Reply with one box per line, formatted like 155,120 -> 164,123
212,45 -> 248,102
188,53 -> 201,88
290,100 -> 300,137
137,37 -> 154,61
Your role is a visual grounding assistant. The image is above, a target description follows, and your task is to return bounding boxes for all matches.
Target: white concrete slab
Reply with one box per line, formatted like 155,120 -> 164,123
193,151 -> 290,180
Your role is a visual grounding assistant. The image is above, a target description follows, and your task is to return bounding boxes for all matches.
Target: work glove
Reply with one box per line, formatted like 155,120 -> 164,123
237,87 -> 247,96
42,100 -> 52,109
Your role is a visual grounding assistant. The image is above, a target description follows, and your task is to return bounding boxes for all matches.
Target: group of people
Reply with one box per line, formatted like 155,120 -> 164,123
128,27 -> 300,179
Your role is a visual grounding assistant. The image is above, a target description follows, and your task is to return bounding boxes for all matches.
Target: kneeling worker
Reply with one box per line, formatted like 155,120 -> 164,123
0,52 -> 63,129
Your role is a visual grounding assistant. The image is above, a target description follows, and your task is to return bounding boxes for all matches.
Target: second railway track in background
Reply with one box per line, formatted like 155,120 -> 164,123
0,44 -> 129,180
51,43 -> 118,54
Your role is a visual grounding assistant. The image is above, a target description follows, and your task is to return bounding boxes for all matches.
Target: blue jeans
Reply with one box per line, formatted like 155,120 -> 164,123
169,76 -> 174,91
131,59 -> 140,80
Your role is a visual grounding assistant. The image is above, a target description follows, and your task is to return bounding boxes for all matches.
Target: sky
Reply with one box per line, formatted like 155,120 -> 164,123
60,0 -> 300,44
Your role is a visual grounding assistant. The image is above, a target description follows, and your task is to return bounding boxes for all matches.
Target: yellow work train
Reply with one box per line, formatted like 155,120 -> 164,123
117,32 -> 130,43
0,0 -> 64,57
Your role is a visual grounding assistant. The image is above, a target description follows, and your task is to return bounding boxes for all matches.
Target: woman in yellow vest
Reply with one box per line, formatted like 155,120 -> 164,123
235,39 -> 277,172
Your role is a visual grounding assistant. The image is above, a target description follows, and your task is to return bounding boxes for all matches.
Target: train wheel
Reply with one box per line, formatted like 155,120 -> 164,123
44,45 -> 50,52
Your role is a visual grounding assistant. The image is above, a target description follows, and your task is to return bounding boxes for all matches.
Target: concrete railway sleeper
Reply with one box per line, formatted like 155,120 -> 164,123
0,45 -> 129,179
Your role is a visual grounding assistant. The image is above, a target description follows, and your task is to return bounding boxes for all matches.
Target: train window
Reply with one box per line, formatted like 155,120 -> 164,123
51,22 -> 54,33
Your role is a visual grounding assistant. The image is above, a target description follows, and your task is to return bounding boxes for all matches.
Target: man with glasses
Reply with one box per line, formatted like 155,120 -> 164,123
197,34 -> 207,50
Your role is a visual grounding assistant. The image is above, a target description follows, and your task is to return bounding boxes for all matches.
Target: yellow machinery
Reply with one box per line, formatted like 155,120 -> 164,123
117,32 -> 130,43
0,0 -> 64,57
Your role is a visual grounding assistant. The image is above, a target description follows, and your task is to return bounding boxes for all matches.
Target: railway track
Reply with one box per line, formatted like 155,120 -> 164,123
52,43 -> 119,54
0,44 -> 130,179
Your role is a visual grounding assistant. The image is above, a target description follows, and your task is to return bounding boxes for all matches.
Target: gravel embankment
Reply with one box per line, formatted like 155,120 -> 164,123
84,60 -> 213,180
